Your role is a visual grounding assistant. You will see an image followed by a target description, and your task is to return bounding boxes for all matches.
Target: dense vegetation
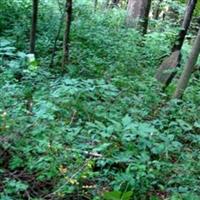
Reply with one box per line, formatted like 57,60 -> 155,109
0,0 -> 200,199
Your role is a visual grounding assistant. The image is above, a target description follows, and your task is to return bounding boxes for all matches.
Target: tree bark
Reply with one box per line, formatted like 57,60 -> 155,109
126,0 -> 152,34
172,0 -> 197,52
62,0 -> 72,70
153,0 -> 163,20
155,0 -> 197,88
155,50 -> 181,90
173,28 -> 200,99
49,11 -> 65,68
30,0 -> 39,54
94,0 -> 98,11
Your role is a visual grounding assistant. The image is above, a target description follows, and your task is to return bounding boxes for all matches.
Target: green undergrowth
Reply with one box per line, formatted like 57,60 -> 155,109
0,1 -> 200,200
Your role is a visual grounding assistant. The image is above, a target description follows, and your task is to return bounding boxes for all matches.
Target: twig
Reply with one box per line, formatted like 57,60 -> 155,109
69,110 -> 77,125
43,159 -> 92,199
65,147 -> 103,158
49,1 -> 65,68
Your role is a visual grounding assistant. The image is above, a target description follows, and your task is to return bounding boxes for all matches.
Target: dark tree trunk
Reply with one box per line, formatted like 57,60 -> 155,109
62,0 -> 72,70
126,0 -> 152,34
172,0 -> 197,52
94,0 -> 98,11
49,12 -> 65,68
173,27 -> 200,99
153,0 -> 163,20
30,0 -> 39,54
155,0 -> 197,89
155,50 -> 181,90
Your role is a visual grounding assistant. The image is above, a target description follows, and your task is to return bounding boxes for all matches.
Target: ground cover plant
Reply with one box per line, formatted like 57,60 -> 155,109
0,0 -> 200,199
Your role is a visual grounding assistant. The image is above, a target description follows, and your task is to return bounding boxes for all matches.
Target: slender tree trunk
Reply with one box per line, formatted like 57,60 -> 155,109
126,0 -> 152,34
62,0 -> 72,70
153,0 -> 163,20
173,28 -> 200,99
30,0 -> 39,54
172,0 -> 197,52
155,0 -> 197,88
94,0 -> 98,11
49,12 -> 65,68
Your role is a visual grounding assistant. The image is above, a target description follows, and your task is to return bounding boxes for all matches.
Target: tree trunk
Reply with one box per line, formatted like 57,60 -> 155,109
172,0 -> 197,52
49,11 -> 65,68
111,0 -> 120,7
155,0 -> 197,88
30,0 -> 39,54
62,0 -> 72,70
153,0 -> 163,20
94,0 -> 98,11
155,50 -> 181,90
173,28 -> 200,99
126,0 -> 152,34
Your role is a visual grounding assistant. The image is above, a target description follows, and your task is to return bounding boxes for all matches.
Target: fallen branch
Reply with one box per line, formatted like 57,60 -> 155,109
65,147 -> 103,158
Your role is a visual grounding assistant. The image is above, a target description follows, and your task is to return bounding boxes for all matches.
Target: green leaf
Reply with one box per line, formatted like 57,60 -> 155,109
151,143 -> 165,154
93,143 -> 111,152
194,121 -> 200,128
103,191 -> 133,200
121,191 -> 133,200
0,39 -> 11,47
9,156 -> 24,170
103,191 -> 122,200
122,115 -> 132,127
